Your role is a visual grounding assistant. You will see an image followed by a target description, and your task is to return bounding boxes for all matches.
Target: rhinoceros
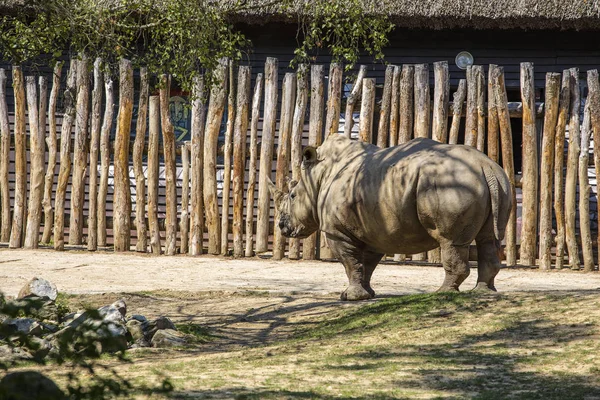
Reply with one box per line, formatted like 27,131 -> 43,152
268,134 -> 513,301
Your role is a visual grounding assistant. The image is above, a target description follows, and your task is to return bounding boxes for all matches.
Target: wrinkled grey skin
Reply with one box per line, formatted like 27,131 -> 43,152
268,134 -> 512,301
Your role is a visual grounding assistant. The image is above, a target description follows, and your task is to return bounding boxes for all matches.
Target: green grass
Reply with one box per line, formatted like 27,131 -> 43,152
175,323 -> 215,343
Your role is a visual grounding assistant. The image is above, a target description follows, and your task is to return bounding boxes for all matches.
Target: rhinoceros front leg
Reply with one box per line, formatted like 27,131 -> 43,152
438,242 -> 470,292
327,237 -> 383,301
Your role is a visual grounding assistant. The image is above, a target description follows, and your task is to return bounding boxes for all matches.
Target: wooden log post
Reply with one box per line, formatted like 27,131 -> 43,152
36,76 -> 48,241
519,62 -> 538,266
359,78 -> 376,143
133,67 -> 149,252
221,62 -> 236,256
113,59 -> 134,252
343,65 -> 367,138
23,76 -> 43,248
87,59 -> 103,251
97,73 -> 114,247
53,60 -> 77,250
9,66 -> 27,248
432,61 -> 449,144
464,66 -> 478,147
180,143 -> 190,255
492,66 -> 517,266
377,65 -> 394,147
273,73 -> 296,260
389,66 -> 401,147
232,66 -> 251,258
398,65 -> 415,144
0,69 -> 10,242
41,62 -> 62,244
475,66 -> 486,152
565,68 -> 581,270
325,62 -> 343,138
487,65 -> 500,161
303,65 -> 324,260
289,65 -> 308,260
553,71 -> 571,269
538,73 -> 561,270
413,64 -> 430,140
148,96 -> 162,255
588,70 -> 600,269
245,74 -> 264,257
204,59 -> 228,255
578,96 -> 594,271
256,57 -> 278,254
160,74 -> 177,255
449,79 -> 466,145
69,56 -> 90,245
190,76 -> 206,256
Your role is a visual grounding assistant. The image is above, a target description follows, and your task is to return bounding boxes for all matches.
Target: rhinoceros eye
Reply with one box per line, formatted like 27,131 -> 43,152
290,192 -> 296,200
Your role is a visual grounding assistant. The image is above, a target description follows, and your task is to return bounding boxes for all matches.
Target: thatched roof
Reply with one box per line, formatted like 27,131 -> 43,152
2,0 -> 600,30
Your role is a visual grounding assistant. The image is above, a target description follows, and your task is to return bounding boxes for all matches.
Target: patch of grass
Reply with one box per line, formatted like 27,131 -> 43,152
175,323 -> 215,343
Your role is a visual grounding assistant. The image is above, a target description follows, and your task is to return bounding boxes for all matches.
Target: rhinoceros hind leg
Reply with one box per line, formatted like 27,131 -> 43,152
438,243 -> 470,292
474,239 -> 501,291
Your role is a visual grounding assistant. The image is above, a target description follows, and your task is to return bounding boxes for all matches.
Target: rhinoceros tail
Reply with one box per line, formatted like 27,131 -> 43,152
483,165 -> 505,241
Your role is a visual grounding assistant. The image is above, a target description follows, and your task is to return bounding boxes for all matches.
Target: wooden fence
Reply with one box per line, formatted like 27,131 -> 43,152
1,57 -> 600,271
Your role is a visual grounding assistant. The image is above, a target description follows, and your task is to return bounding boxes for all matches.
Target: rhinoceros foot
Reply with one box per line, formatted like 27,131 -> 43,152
473,282 -> 498,292
341,285 -> 373,301
435,285 -> 460,293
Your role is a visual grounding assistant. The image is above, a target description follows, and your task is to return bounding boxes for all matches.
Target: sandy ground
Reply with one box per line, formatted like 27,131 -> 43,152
2,248 -> 600,298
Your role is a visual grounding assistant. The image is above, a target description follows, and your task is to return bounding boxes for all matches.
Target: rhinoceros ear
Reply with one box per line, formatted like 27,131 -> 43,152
266,176 -> 285,208
302,146 -> 319,166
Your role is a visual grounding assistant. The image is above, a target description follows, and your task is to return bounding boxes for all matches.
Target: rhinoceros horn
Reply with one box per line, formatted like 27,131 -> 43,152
266,177 -> 285,208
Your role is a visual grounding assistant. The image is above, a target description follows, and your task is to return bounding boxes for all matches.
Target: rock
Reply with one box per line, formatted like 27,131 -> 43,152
2,318 -> 43,337
130,337 -> 151,349
151,329 -> 188,348
98,305 -> 126,324
111,299 -> 127,318
0,371 -> 65,400
17,277 -> 58,301
129,314 -> 147,323
126,319 -> 145,342
144,316 -> 176,341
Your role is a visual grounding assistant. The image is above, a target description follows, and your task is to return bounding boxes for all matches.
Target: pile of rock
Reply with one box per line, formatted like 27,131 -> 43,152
1,277 -> 192,363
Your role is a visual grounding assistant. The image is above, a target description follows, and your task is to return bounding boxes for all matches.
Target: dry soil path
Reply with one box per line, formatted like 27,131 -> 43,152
2,248 -> 600,298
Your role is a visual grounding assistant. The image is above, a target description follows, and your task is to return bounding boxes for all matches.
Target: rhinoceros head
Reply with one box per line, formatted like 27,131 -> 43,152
267,146 -> 321,239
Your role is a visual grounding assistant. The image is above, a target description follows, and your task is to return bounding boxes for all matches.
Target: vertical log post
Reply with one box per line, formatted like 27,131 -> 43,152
133,67 -> 149,252
245,74 -> 263,257
343,65 -> 367,138
23,77 -> 43,248
69,56 -> 89,245
464,66 -> 478,147
148,96 -> 161,255
9,66 -> 26,248
579,97 -> 594,271
113,59 -> 134,252
204,60 -> 228,254
53,60 -> 77,250
256,57 -> 278,253
377,65 -> 394,147
0,69 -> 10,242
273,73 -> 296,260
449,79 -> 466,145
553,71 -> 571,269
538,73 -> 561,270
565,68 -> 581,270
492,66 -> 517,266
159,74 -> 177,255
413,64 -> 430,139
221,62 -> 236,255
303,65 -> 324,260
475,66 -> 486,152
359,78 -> 376,143
97,73 -> 114,247
180,143 -> 190,254
432,61 -> 449,144
36,76 -> 48,238
389,66 -> 401,147
519,62 -> 538,266
190,76 -> 206,256
289,65 -> 308,260
41,62 -> 62,244
232,66 -> 251,258
588,70 -> 600,269
325,62 -> 343,138
87,58 -> 103,251
398,65 -> 415,144
487,66 -> 500,161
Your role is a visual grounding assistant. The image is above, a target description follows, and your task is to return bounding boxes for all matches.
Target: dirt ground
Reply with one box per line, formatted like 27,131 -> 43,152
2,248 -> 600,298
